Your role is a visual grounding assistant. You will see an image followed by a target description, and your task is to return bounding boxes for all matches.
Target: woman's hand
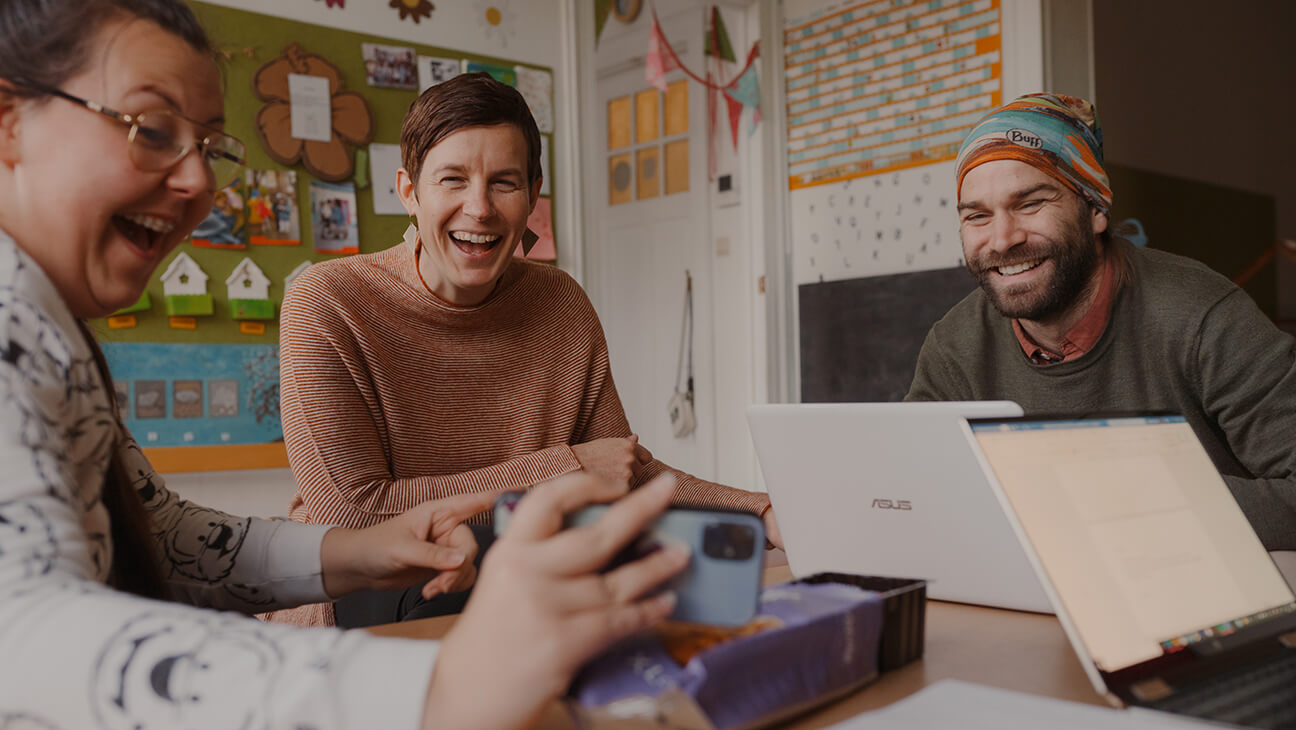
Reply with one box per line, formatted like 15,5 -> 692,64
421,473 -> 689,730
319,490 -> 498,600
571,435 -> 654,487
763,506 -> 784,550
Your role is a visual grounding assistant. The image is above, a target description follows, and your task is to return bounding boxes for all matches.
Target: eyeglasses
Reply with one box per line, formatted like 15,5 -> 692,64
32,84 -> 247,191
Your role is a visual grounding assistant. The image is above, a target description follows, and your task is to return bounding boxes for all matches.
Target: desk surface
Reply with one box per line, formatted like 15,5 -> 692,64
366,562 -> 1106,728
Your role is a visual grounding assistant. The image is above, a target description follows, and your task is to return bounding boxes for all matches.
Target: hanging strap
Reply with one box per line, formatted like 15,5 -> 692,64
674,270 -> 693,399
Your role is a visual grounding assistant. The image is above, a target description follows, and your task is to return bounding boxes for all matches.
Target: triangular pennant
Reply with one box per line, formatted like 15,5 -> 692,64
705,6 -> 737,63
595,0 -> 614,46
724,92 -> 744,151
750,106 -> 762,136
644,14 -> 678,93
727,62 -> 760,109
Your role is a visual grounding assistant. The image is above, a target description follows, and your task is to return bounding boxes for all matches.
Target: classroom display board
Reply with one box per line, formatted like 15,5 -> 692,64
94,1 -> 554,470
784,0 -> 1001,285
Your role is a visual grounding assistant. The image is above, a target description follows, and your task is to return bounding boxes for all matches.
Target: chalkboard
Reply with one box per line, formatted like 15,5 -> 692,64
799,267 -> 977,403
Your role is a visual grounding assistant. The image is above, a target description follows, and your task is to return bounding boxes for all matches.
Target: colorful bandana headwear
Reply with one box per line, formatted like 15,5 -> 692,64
955,93 -> 1112,213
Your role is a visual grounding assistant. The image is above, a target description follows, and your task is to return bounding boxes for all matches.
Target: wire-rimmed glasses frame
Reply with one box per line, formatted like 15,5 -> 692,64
27,83 -> 247,191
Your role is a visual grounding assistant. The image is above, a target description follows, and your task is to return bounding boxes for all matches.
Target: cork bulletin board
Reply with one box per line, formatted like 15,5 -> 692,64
95,1 -> 555,471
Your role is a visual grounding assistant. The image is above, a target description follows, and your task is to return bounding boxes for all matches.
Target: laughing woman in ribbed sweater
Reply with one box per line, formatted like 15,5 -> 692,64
269,72 -> 782,628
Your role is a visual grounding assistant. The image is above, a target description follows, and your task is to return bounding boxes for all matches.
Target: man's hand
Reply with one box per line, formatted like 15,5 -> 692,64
571,435 -> 654,488
319,490 -> 498,600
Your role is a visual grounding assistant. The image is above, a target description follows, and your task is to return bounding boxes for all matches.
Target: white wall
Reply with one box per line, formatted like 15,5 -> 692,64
166,0 -> 571,504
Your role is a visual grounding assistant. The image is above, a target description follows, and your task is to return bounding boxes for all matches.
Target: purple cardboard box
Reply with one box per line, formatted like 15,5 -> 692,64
569,576 -> 920,730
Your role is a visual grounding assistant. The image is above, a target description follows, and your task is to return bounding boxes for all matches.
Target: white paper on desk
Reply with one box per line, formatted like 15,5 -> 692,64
368,143 -> 404,215
288,73 -> 332,142
827,681 -> 1225,730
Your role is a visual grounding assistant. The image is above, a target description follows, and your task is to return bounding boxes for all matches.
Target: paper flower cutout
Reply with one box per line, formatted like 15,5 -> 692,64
252,43 -> 373,182
390,0 -> 434,23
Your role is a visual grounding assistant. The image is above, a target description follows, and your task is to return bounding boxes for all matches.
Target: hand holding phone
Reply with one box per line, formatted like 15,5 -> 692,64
496,491 -> 765,626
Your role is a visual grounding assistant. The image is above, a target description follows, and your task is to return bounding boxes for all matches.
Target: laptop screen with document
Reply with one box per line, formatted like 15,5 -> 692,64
967,415 -> 1296,675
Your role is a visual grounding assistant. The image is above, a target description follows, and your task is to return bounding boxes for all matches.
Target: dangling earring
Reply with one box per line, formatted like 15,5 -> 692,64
404,216 -> 421,250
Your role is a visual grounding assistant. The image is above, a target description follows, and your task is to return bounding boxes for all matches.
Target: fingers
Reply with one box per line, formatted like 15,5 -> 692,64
427,489 -> 503,524
505,473 -> 628,542
632,440 -> 654,465
599,542 -> 690,604
538,475 -> 676,576
570,590 -> 678,651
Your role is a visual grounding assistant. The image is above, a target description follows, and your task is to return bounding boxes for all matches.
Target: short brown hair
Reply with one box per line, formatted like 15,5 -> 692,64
400,72 -> 542,190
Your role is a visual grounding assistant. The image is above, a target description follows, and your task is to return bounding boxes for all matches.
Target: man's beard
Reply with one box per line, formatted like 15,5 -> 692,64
964,207 -> 1100,323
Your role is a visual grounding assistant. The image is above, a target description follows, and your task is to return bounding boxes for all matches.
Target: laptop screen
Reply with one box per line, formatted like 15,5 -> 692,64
969,415 -> 1296,673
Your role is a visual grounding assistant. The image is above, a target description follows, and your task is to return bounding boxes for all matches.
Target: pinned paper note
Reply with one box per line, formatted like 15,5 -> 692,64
368,143 -> 405,215
515,66 -> 554,133
288,73 -> 332,142
418,56 -> 461,92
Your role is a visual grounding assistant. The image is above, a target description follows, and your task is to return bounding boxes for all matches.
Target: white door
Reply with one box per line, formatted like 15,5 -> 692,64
585,2 -> 767,489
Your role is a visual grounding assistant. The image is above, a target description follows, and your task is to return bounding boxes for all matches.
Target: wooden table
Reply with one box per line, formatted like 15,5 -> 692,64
367,560 -> 1105,728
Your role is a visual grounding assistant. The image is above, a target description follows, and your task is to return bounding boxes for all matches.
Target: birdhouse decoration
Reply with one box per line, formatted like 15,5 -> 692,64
284,260 -> 313,295
160,252 -> 214,317
226,258 -> 276,320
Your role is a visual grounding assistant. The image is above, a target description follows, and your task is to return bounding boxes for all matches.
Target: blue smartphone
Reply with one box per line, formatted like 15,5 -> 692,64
494,492 -> 765,626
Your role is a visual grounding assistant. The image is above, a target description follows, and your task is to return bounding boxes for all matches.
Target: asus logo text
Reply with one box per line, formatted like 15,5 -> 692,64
870,499 -> 912,510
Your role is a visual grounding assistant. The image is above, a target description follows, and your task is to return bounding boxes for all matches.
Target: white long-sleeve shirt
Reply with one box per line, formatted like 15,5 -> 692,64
0,231 -> 437,729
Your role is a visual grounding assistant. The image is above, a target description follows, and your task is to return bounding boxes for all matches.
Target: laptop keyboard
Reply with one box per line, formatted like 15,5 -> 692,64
1148,651 -> 1296,728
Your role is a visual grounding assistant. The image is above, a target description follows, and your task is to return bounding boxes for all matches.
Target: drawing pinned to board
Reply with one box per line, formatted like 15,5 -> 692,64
225,258 -> 276,321
477,2 -> 519,48
245,170 -> 300,245
390,0 -> 434,24
362,43 -> 418,90
191,179 -> 245,249
173,380 -> 204,419
253,43 -> 375,181
310,180 -> 360,254
514,66 -> 553,133
464,60 -> 516,87
135,380 -> 166,419
209,380 -> 239,418
367,143 -> 405,215
417,56 -> 461,92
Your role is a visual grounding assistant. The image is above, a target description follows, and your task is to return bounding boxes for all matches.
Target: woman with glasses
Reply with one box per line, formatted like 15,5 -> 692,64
0,1 -> 688,727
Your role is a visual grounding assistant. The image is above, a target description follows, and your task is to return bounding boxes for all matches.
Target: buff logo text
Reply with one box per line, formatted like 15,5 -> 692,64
871,499 -> 912,510
1006,129 -> 1043,149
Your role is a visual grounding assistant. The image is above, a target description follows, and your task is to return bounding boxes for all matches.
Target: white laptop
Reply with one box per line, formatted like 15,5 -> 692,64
963,414 -> 1296,727
747,401 -> 1053,613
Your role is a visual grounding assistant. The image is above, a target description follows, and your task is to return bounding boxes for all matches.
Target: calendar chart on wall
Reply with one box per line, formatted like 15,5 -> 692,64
784,0 -> 1002,285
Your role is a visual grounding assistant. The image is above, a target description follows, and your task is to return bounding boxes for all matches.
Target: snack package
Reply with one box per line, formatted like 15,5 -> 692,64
569,580 -> 888,730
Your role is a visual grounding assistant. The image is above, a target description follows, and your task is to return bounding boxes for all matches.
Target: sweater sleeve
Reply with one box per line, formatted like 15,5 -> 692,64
279,276 -> 583,527
0,302 -> 436,729
1195,289 -> 1296,551
115,435 -> 334,612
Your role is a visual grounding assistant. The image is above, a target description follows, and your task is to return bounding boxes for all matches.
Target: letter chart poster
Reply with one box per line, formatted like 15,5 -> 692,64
784,0 -> 1002,284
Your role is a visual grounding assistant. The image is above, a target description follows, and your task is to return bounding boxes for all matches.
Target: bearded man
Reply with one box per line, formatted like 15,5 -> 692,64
905,93 -> 1296,550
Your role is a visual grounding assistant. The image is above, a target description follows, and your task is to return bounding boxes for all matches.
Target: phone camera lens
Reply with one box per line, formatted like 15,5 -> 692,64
702,522 -> 756,561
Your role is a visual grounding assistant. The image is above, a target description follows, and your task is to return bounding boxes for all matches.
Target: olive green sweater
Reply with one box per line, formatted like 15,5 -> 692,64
907,245 -> 1296,550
